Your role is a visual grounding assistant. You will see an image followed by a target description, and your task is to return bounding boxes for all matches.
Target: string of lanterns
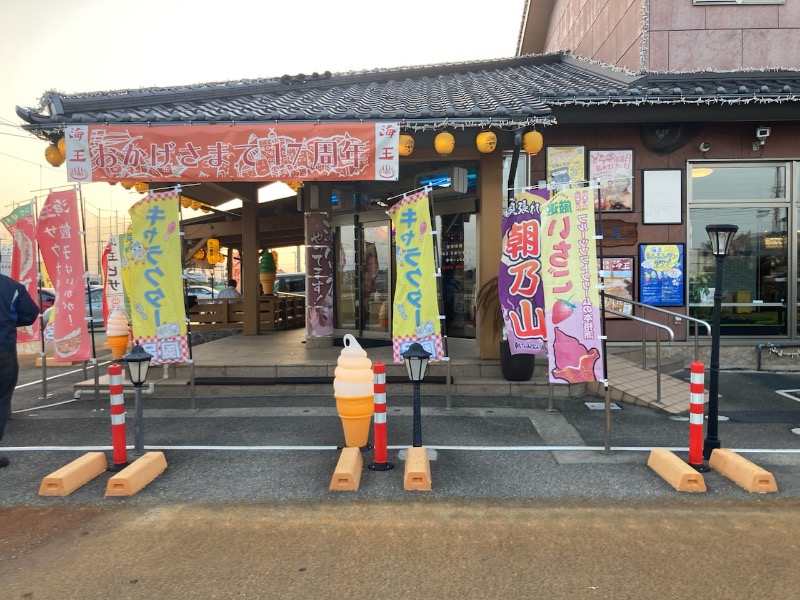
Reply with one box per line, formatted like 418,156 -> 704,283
399,129 -> 544,157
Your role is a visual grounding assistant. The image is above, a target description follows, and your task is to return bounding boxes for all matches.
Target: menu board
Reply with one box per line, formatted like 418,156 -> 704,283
639,244 -> 685,307
600,256 -> 635,318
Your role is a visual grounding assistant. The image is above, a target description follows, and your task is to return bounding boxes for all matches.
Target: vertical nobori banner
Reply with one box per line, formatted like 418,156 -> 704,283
541,189 -> 604,383
499,189 -> 548,355
36,190 -> 92,361
127,190 -> 189,364
1,201 -> 40,347
102,234 -> 128,325
387,189 -> 444,363
305,212 -> 334,338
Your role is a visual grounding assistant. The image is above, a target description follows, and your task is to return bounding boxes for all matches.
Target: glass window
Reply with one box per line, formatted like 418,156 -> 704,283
690,165 -> 786,201
437,212 -> 477,339
688,207 -> 789,336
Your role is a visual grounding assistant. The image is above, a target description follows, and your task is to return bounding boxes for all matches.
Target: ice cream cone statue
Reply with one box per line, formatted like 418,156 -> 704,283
106,309 -> 130,360
334,334 -> 374,447
259,250 -> 277,295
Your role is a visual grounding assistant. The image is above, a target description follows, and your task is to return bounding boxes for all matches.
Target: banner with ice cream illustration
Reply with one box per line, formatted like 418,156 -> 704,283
541,188 -> 604,383
1,201 -> 40,347
127,189 -> 189,364
387,188 -> 444,363
36,190 -> 92,361
102,234 -> 128,326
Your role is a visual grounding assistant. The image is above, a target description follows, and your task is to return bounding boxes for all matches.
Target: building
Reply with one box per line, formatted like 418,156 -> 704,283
15,4 -> 800,366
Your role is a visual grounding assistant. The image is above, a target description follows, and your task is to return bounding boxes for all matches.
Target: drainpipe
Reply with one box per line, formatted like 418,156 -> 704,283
507,131 -> 523,204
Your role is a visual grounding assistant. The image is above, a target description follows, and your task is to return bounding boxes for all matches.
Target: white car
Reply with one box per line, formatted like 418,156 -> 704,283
186,285 -> 218,299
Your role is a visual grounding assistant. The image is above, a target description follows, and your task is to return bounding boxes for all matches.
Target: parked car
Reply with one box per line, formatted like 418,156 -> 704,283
186,285 -> 217,299
274,273 -> 305,295
38,287 -> 56,312
42,286 -> 105,330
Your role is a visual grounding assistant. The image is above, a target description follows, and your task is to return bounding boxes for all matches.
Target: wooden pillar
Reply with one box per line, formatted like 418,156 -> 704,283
241,199 -> 260,335
478,154 -> 503,359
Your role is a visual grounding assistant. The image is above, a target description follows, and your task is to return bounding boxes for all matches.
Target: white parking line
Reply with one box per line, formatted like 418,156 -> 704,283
776,389 -> 800,403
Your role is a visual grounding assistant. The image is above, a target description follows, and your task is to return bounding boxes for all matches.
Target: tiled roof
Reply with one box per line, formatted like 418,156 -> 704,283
17,52 -> 800,141
16,53 -> 627,139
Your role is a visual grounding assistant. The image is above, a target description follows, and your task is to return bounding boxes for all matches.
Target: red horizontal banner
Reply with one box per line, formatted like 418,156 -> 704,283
64,123 -> 400,183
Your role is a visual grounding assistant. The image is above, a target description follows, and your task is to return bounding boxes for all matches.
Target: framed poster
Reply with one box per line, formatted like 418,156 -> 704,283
546,145 -> 585,191
639,243 -> 685,307
599,256 -> 635,318
643,169 -> 683,224
589,149 -> 634,211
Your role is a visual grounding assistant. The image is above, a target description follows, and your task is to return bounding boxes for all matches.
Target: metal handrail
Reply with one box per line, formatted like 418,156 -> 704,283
604,293 -> 711,362
604,306 -> 674,404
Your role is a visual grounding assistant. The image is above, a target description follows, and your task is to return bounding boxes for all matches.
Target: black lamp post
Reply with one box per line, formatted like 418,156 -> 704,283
401,343 -> 431,448
703,224 -> 738,460
123,341 -> 153,454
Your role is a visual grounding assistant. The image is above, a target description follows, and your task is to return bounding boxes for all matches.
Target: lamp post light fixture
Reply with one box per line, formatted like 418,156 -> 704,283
703,224 -> 738,461
123,341 -> 153,454
401,342 -> 431,448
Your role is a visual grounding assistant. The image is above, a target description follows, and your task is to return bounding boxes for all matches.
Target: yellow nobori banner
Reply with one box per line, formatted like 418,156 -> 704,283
127,190 -> 189,364
387,189 -> 444,363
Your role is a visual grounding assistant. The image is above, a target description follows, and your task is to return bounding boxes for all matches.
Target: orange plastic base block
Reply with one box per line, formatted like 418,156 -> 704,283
105,452 -> 168,497
709,449 -> 777,493
39,452 -> 109,496
329,447 -> 363,491
647,448 -> 706,492
403,447 -> 432,491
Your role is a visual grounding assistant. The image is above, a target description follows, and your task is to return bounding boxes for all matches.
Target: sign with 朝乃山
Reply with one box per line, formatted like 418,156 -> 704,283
499,189 -> 548,355
388,188 -> 443,363
64,123 -> 400,183
127,190 -> 189,364
541,188 -> 604,384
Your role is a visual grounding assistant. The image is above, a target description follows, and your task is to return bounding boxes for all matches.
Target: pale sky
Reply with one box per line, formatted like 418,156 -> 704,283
0,0 -> 526,233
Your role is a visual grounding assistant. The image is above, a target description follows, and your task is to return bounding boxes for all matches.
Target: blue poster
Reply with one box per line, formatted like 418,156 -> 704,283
639,244 -> 685,307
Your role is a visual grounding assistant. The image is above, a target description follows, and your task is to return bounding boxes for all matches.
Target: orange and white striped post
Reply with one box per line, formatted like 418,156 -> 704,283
368,361 -> 394,471
108,362 -> 128,471
688,361 -> 708,471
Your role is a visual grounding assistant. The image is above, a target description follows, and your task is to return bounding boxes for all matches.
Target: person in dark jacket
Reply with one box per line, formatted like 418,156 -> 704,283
0,270 -> 39,468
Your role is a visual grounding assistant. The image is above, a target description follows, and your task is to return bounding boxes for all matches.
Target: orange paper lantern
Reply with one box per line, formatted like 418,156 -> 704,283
522,131 -> 544,155
434,132 -> 455,156
44,144 -> 65,167
476,131 -> 497,153
398,134 -> 415,157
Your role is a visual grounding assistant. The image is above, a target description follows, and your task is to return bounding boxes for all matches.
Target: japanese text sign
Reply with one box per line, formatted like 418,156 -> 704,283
128,191 -> 189,364
36,190 -> 92,361
499,189 -> 548,355
65,123 -> 400,183
387,189 -> 443,363
541,189 -> 604,383
1,201 -> 40,346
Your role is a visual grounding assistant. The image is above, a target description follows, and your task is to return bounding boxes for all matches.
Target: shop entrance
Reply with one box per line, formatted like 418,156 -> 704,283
333,216 -> 392,339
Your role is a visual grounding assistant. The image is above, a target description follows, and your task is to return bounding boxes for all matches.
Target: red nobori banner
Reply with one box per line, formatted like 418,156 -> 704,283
64,123 -> 400,183
36,190 -> 92,362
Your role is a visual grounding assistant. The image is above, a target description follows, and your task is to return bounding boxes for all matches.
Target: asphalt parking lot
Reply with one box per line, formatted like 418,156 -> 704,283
1,364 -> 799,506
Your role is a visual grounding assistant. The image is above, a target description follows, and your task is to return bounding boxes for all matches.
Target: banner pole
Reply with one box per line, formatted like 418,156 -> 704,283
77,185 -> 101,408
427,186 -> 451,409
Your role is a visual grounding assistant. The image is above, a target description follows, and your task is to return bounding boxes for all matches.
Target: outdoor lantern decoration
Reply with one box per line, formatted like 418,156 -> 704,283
193,248 -> 206,261
402,342 -> 431,382
476,130 -> 497,153
134,182 -> 149,193
44,143 -> 65,167
124,341 -> 152,387
57,137 -> 66,157
120,180 -> 137,190
434,132 -> 455,156
702,223 -> 739,464
398,134 -> 415,157
180,196 -> 193,208
401,342 -> 432,449
706,224 -> 738,257
206,238 -> 220,264
522,131 -> 544,155
123,341 -> 153,454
